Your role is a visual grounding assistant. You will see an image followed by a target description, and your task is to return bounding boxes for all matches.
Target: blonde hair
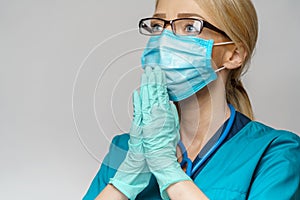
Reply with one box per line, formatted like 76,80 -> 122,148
155,0 -> 258,119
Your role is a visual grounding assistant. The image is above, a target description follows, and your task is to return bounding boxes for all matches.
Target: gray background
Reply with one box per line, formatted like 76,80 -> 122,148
1,0 -> 299,199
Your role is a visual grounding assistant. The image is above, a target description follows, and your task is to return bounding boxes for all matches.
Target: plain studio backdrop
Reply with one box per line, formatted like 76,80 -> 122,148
1,0 -> 299,199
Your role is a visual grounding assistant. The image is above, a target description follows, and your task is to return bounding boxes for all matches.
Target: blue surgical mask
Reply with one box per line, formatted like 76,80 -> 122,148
141,30 -> 233,102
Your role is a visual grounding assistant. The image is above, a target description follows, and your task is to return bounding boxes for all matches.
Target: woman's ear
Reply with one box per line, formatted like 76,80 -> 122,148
224,45 -> 247,69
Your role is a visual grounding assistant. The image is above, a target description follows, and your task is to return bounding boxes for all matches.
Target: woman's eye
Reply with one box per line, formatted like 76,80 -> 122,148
184,25 -> 197,33
151,24 -> 163,32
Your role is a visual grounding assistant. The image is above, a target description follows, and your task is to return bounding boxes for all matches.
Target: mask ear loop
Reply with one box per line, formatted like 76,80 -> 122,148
214,41 -> 234,46
214,66 -> 226,73
212,41 -> 233,73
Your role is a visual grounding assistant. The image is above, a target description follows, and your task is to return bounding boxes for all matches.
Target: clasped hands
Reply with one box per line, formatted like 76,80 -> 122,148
109,66 -> 191,200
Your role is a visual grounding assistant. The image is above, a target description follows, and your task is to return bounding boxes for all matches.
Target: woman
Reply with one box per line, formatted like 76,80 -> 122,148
83,0 -> 300,199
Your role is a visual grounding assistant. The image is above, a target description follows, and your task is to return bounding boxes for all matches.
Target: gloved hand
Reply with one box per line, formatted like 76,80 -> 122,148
109,90 -> 151,199
140,66 -> 191,200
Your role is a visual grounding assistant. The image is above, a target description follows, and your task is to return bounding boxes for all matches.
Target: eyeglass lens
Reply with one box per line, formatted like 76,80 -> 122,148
140,18 -> 203,36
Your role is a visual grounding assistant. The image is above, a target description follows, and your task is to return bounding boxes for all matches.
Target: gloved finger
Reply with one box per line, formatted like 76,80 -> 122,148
132,90 -> 142,125
145,65 -> 152,75
153,66 -> 162,83
129,121 -> 143,145
147,68 -> 158,106
140,72 -> 149,109
154,66 -> 169,106
130,90 -> 143,144
153,66 -> 164,105
140,73 -> 151,123
140,67 -> 148,87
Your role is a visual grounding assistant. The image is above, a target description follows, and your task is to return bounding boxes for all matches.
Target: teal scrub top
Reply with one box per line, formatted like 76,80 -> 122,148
83,121 -> 300,199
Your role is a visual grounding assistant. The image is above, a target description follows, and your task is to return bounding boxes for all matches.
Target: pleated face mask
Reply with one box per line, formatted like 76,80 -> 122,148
141,30 -> 232,102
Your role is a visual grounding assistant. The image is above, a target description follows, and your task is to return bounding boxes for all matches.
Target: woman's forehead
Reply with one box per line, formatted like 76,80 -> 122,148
155,0 -> 210,21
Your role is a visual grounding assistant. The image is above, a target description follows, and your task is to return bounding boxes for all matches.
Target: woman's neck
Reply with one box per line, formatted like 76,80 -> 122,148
175,79 -> 230,160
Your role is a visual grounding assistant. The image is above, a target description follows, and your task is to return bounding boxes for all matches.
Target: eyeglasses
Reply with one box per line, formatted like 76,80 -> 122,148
139,17 -> 229,38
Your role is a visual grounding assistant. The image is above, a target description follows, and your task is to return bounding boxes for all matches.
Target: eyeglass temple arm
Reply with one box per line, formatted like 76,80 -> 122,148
203,21 -> 229,39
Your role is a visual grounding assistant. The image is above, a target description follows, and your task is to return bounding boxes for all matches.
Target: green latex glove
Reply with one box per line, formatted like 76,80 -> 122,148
109,90 -> 151,199
140,66 -> 191,200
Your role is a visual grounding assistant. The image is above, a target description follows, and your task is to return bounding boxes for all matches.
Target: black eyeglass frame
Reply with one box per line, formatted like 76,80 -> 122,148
139,17 -> 229,39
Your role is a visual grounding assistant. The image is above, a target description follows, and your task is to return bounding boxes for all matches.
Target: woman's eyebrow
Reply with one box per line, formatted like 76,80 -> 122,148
153,13 -> 166,18
152,13 -> 204,19
177,13 -> 204,19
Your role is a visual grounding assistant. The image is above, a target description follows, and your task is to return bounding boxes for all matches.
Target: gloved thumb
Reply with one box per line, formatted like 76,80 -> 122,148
133,90 -> 142,125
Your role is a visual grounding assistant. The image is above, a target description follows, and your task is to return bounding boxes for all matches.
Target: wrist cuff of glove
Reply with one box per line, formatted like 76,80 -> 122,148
152,163 -> 191,200
109,178 -> 146,200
